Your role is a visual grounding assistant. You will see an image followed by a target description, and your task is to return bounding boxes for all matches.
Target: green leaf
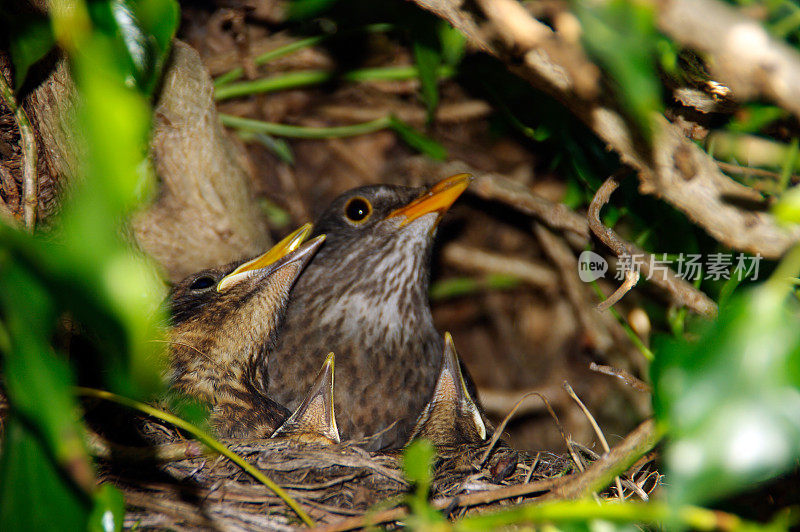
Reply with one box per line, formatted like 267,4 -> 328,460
134,0 -> 179,94
3,10 -> 55,90
438,21 -> 466,67
135,0 -> 179,54
0,417 -> 91,531
728,104 -> 788,134
575,0 -> 662,140
287,0 -> 339,20
402,440 -> 445,527
774,186 -> 800,224
411,23 -> 442,124
652,256 -> 800,505
403,439 -> 435,487
388,116 -> 447,160
0,259 -> 97,530
86,0 -> 179,95
89,484 -> 126,532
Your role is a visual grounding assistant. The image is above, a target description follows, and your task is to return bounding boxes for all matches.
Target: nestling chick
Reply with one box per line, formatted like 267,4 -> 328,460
272,353 -> 340,444
168,224 -> 324,438
408,332 -> 487,448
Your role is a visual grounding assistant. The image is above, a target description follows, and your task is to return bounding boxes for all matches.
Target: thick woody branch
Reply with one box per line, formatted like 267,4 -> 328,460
411,0 -> 800,259
652,0 -> 800,122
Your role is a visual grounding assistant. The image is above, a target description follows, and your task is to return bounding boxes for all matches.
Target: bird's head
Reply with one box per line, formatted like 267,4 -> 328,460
313,173 -> 472,251
301,174 -> 473,333
168,224 -> 325,399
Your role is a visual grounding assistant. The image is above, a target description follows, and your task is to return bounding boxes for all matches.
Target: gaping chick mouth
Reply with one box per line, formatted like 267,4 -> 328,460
217,224 -> 325,292
384,173 -> 473,229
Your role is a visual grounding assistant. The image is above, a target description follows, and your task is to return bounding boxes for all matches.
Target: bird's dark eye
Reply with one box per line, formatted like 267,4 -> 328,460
344,196 -> 372,223
190,276 -> 216,291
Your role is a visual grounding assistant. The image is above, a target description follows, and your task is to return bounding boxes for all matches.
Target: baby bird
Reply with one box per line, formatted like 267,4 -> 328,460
272,353 -> 340,444
168,224 -> 324,438
408,332 -> 487,448
269,174 -> 475,446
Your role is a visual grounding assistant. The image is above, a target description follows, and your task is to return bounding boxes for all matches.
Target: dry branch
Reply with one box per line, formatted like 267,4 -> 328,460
588,175 -> 718,317
652,0 -> 800,122
411,0 -> 800,258
596,269 -> 639,312
442,242 -> 558,289
21,41 -> 272,281
542,418 -> 660,501
535,223 -> 614,352
0,68 -> 38,230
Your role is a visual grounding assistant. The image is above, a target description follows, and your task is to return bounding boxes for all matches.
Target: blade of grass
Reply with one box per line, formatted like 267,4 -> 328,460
214,23 -> 393,86
220,113 -> 390,139
388,115 -> 447,160
214,64 -> 455,101
75,387 -> 315,527
454,499 -> 778,531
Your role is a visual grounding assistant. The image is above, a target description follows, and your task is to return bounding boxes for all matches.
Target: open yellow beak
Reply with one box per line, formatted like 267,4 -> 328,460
385,173 -> 473,227
217,223 -> 313,292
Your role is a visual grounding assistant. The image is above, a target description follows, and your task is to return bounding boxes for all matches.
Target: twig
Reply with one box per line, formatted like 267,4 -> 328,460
515,453 -> 538,504
477,385 -> 566,417
541,419 -> 662,501
589,280 -> 655,362
0,70 -> 37,231
311,477 -> 562,532
470,168 -> 590,240
76,387 -> 316,527
442,243 -> 558,289
589,362 -> 652,393
479,391 -> 539,467
535,223 -> 614,353
717,160 -> 800,184
588,175 -> 718,318
315,420 -> 663,532
86,432 -> 208,462
596,269 -> 639,312
562,381 -> 623,500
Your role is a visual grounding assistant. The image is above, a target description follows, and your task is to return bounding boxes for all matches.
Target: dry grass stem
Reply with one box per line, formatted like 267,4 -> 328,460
562,381 -> 624,499
589,362 -> 652,393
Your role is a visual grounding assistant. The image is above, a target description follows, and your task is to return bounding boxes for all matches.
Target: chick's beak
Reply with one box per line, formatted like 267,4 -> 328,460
217,223 -> 315,292
385,173 -> 473,228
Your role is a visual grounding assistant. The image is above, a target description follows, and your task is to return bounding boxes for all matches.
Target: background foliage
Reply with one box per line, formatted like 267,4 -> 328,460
1,0 -> 800,530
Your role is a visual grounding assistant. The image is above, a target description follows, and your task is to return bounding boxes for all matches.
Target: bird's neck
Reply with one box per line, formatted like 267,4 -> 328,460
290,231 -> 439,360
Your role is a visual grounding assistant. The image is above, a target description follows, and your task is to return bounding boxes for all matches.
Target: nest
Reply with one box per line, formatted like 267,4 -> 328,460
95,416 -> 658,531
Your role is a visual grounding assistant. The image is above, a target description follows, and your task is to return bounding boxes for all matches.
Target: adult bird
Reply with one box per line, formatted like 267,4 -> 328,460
268,174 -> 475,447
168,224 -> 325,438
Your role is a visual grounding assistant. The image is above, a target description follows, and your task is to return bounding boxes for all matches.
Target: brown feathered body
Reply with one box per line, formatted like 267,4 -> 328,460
169,254 -> 310,438
269,185 -> 448,445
